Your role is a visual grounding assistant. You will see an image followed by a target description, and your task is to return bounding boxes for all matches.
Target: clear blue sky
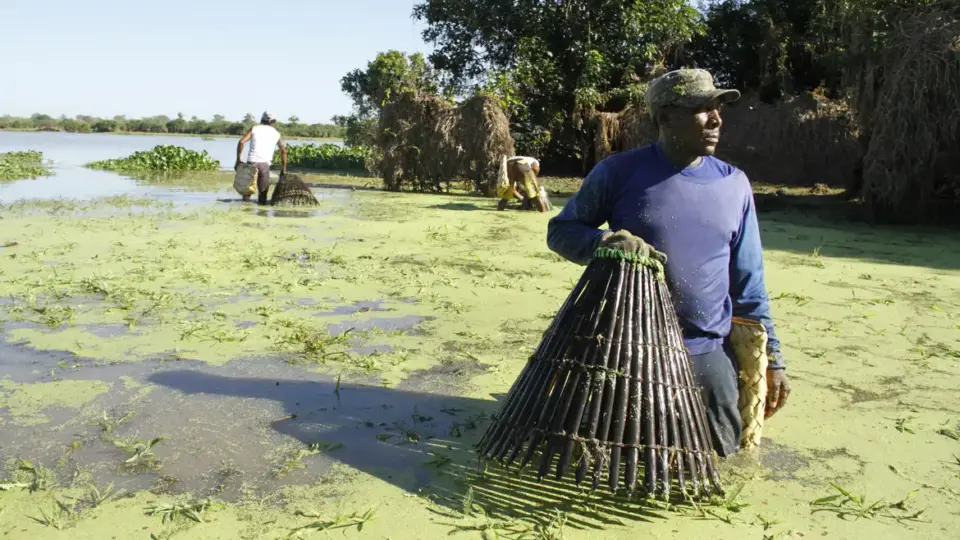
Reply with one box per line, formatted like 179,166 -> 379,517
1,0 -> 432,124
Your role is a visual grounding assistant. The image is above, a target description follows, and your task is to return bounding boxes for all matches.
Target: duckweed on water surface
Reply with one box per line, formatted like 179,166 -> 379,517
0,183 -> 959,539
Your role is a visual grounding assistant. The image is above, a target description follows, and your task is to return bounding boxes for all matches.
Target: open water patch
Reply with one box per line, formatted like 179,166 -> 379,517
0,339 -> 495,501
326,315 -> 434,336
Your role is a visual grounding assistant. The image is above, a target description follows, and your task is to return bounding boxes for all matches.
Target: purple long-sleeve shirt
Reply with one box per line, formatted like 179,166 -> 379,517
546,143 -> 785,369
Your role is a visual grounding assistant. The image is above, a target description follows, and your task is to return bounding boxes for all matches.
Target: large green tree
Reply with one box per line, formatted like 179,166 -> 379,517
334,50 -> 440,146
685,0 -> 955,102
412,0 -> 703,166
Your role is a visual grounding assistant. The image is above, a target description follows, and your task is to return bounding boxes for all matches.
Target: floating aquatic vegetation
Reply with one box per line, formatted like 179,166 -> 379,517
0,150 -> 53,181
86,145 -> 219,173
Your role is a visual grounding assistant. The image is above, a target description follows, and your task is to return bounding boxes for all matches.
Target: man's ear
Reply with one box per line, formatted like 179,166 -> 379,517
655,108 -> 671,128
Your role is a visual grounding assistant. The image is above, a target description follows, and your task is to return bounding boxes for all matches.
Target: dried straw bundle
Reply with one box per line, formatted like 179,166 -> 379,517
583,91 -> 860,191
270,173 -> 319,207
457,94 -> 516,196
377,92 -> 460,193
859,11 -> 960,224
583,105 -> 656,171
718,94 -> 860,188
617,105 -> 657,152
375,91 -> 516,194
586,112 -> 620,168
478,248 -> 723,500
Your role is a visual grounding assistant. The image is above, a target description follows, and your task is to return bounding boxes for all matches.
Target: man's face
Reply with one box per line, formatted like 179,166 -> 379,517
662,98 -> 724,156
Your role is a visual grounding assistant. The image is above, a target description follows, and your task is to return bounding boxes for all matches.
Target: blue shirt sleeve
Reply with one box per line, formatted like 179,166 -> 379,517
729,188 -> 785,369
546,161 -> 613,265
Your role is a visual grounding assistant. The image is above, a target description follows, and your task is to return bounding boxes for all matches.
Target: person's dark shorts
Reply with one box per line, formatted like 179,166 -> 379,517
690,344 -> 742,457
251,162 -> 271,193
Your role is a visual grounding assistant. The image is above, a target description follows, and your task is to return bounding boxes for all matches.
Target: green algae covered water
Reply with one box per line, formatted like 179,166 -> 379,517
0,131 -> 959,539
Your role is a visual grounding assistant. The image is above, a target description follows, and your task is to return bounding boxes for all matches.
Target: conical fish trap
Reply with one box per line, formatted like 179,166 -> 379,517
270,173 -> 319,207
729,317 -> 768,450
478,248 -> 723,500
537,186 -> 553,212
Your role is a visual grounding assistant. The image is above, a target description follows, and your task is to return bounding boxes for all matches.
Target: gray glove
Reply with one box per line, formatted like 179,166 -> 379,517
598,230 -> 668,264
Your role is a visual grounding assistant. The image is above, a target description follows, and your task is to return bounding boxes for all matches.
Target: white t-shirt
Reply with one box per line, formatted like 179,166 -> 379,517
247,124 -> 281,164
508,156 -> 539,169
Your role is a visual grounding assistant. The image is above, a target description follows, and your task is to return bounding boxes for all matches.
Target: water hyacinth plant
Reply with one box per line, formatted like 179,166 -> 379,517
85,145 -> 220,173
274,143 -> 368,172
0,150 -> 53,181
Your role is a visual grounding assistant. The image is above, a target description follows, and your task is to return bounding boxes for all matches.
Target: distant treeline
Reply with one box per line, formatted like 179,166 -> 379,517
0,113 -> 344,139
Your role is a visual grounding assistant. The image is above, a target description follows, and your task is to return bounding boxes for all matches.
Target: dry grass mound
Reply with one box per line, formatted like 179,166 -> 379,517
859,11 -> 960,224
586,112 -> 620,169
583,91 -> 859,190
618,105 -> 658,151
583,105 -> 656,169
457,94 -> 516,196
718,93 -> 861,188
375,92 -> 515,195
377,92 -> 460,193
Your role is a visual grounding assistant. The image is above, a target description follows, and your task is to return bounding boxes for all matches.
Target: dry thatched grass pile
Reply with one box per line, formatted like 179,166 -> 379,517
375,92 -> 515,194
583,105 -> 657,169
582,92 -> 860,190
586,112 -> 620,166
718,93 -> 861,188
377,93 -> 459,193
458,94 -> 516,196
857,11 -> 960,224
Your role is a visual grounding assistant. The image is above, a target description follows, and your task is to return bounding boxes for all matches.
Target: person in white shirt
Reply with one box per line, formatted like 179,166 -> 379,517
235,111 -> 288,204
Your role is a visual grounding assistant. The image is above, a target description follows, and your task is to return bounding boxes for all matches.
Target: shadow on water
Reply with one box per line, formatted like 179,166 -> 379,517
755,207 -> 960,271
147,370 -> 670,530
711,190 -> 960,271
0,336 -> 667,529
428,202 -> 490,212
252,207 -> 325,219
0,334 -> 826,531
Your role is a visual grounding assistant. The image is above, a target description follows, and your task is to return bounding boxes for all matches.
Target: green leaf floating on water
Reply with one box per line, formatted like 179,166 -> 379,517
936,428 -> 960,441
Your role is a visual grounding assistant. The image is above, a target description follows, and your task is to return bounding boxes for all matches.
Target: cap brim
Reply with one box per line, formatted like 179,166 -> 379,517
712,89 -> 741,104
676,89 -> 741,109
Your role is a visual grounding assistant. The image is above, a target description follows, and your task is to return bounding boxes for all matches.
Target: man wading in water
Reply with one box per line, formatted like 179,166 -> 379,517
236,111 -> 287,204
546,68 -> 791,457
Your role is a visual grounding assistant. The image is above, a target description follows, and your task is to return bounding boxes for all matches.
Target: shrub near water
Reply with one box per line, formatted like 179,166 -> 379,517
0,150 -> 53,181
85,145 -> 220,173
274,143 -> 368,172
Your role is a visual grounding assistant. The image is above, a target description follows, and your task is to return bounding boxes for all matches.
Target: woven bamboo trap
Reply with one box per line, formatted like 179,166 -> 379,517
477,247 -> 723,500
730,317 -> 769,450
233,163 -> 258,196
270,173 -> 319,207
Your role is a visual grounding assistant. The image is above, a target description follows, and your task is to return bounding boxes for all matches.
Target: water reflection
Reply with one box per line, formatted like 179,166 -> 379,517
0,130 -> 342,205
252,207 -> 325,218
0,130 -> 340,170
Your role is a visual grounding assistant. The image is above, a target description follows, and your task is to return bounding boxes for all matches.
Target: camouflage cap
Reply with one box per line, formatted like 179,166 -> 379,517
645,69 -> 741,118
